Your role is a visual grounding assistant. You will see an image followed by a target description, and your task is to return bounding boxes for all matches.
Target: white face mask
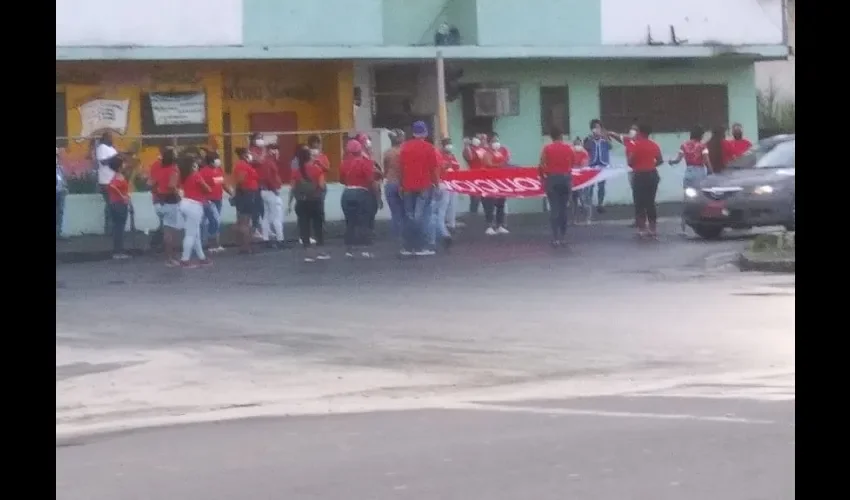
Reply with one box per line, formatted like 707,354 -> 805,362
491,142 -> 501,150
471,138 -> 481,147
444,144 -> 453,152
310,148 -> 320,156
254,139 -> 265,148
628,129 -> 637,138
246,154 -> 253,162
213,159 -> 222,167
365,140 -> 372,148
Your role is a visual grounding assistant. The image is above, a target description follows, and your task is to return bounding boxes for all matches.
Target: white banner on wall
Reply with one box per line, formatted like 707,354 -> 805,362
78,99 -> 130,138
149,93 -> 207,126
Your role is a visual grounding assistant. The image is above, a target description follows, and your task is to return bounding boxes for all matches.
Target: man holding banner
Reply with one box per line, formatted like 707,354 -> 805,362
539,127 -> 576,247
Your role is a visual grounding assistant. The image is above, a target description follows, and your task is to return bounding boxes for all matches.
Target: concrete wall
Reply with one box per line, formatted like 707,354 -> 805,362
476,0 -> 601,47
243,0 -> 383,47
756,0 -> 794,99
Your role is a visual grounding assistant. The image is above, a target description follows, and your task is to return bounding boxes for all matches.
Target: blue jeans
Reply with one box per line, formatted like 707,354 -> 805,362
384,182 -> 405,237
545,174 -> 572,241
596,180 -> 607,206
201,200 -> 222,243
402,188 -> 434,252
56,191 -> 66,237
341,188 -> 373,249
99,185 -> 112,235
428,186 -> 453,246
109,202 -> 129,253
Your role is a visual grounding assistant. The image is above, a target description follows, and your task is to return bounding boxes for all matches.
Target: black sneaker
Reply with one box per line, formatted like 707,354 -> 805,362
442,237 -> 453,250
596,206 -> 606,214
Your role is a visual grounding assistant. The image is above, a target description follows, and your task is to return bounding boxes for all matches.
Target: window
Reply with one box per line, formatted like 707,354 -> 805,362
140,91 -> 209,147
539,86 -> 569,136
599,85 -> 729,133
755,139 -> 795,168
56,92 -> 68,147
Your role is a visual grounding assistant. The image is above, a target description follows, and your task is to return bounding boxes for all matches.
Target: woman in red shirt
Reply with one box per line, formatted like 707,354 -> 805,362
669,126 -> 709,235
232,147 -> 261,254
340,139 -> 381,258
106,155 -> 131,260
627,124 -> 664,238
152,148 -> 181,266
178,154 -> 213,268
438,137 -> 461,235
248,133 -> 266,235
463,133 -> 487,215
482,137 -> 510,235
539,127 -> 576,247
259,144 -> 285,248
200,151 -> 230,252
287,147 -> 328,262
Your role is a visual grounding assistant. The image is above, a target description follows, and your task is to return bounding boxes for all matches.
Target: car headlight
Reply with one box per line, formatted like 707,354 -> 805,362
753,185 -> 776,195
684,187 -> 698,198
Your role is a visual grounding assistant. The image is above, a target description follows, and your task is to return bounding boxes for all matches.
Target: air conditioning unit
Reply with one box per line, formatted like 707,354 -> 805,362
473,87 -> 518,117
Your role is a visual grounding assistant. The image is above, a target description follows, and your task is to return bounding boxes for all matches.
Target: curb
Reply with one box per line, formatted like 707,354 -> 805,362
737,251 -> 795,273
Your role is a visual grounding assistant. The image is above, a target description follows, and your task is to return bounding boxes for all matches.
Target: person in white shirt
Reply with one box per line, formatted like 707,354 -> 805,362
95,131 -> 119,235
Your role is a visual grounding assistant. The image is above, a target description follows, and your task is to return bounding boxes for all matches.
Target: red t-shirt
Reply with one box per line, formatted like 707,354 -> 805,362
201,166 -> 225,201
541,142 -> 576,174
723,138 -> 752,164
400,138 -> 439,192
182,171 -> 208,203
628,137 -> 663,173
260,158 -> 282,191
291,162 -> 324,185
464,145 -> 486,170
486,147 -> 509,168
107,176 -> 129,204
441,151 -> 461,173
234,160 -> 260,191
340,156 -> 374,189
313,152 -> 330,172
574,149 -> 589,167
681,140 -> 708,166
154,164 -> 178,196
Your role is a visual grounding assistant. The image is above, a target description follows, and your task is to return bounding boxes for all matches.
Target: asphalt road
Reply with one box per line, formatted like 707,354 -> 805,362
56,218 -> 795,500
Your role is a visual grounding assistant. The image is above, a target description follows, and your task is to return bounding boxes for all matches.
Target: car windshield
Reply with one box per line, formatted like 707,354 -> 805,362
727,137 -> 791,169
754,139 -> 795,168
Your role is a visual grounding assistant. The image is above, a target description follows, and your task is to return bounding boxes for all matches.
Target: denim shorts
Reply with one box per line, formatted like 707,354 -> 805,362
157,202 -> 183,229
683,166 -> 708,189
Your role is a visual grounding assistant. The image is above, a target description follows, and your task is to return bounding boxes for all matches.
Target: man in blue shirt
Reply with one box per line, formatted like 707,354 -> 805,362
582,119 -> 614,215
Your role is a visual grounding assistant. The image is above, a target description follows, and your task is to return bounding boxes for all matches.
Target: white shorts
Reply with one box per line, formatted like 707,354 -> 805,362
157,203 -> 183,230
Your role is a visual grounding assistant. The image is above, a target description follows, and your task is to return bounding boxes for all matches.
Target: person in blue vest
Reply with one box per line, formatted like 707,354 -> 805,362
582,119 -> 616,217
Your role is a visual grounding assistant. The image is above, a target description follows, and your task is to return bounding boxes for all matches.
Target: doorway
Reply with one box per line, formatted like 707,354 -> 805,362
249,112 -> 298,183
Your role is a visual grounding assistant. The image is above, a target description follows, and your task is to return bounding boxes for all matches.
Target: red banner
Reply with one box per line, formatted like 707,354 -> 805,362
441,167 -> 629,198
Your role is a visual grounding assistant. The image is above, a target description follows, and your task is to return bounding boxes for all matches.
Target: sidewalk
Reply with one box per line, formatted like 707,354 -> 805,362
56,202 -> 683,263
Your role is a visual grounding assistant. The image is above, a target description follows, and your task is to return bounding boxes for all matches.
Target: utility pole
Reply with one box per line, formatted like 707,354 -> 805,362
436,50 -> 449,140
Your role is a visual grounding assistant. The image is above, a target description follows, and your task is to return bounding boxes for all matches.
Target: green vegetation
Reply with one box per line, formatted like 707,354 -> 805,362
757,83 -> 795,133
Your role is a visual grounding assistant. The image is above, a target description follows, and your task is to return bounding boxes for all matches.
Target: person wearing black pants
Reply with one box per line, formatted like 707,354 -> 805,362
626,124 -> 664,238
539,127 -> 576,247
340,139 -> 381,258
288,148 -> 329,262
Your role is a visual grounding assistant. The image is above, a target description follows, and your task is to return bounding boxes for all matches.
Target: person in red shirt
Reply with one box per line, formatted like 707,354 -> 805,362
569,136 -> 593,225
106,155 -> 131,260
462,133 -> 487,215
438,137 -> 460,234
146,146 -> 169,250
247,133 -> 266,236
340,139 -> 381,258
539,127 -> 577,246
232,147 -> 262,254
259,144 -> 285,248
151,148 -> 181,266
177,154 -> 213,268
725,122 -> 752,163
307,135 -> 331,173
627,123 -> 664,238
669,126 -> 710,235
287,147 -> 329,262
399,120 -> 440,256
200,151 -> 230,252
482,136 -> 510,235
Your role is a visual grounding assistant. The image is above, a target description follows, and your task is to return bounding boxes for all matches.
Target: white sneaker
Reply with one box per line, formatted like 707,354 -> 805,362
485,227 -> 497,236
304,256 -> 316,263
361,252 -> 375,259
209,246 -> 225,253
316,253 -> 331,260
496,226 -> 510,235
345,252 -> 355,258
253,230 -> 263,240
400,250 -> 413,257
415,249 -> 436,256
310,238 -> 317,245
112,253 -> 130,260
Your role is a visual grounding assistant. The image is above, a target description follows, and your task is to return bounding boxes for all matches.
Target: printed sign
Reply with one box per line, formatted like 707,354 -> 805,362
442,167 -> 629,198
78,99 -> 130,138
149,92 -> 207,126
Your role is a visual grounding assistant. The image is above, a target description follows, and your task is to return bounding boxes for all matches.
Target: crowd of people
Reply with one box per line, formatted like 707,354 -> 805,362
55,119 -> 752,265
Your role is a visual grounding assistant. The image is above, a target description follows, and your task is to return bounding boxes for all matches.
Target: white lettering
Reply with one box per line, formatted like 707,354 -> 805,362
473,180 -> 502,194
513,178 -> 542,191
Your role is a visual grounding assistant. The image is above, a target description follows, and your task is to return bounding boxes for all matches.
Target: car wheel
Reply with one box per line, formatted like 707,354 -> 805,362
784,199 -> 795,231
691,224 -> 724,240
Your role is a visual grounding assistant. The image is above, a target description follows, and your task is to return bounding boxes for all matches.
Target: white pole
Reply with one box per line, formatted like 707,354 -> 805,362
436,51 -> 449,140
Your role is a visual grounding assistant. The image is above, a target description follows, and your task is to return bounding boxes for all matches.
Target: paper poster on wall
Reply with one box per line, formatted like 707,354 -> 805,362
149,92 -> 207,126
78,99 -> 130,138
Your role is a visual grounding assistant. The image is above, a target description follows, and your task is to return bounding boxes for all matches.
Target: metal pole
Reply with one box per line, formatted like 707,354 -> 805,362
436,51 -> 449,140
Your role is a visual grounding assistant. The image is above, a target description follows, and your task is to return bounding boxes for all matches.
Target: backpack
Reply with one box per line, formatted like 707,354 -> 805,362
292,174 -> 322,201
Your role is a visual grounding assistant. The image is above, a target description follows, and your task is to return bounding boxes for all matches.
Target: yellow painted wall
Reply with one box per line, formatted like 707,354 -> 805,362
56,61 -> 354,183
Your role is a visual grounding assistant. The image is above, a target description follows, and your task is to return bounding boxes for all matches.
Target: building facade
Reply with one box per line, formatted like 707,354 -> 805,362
56,0 -> 790,231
